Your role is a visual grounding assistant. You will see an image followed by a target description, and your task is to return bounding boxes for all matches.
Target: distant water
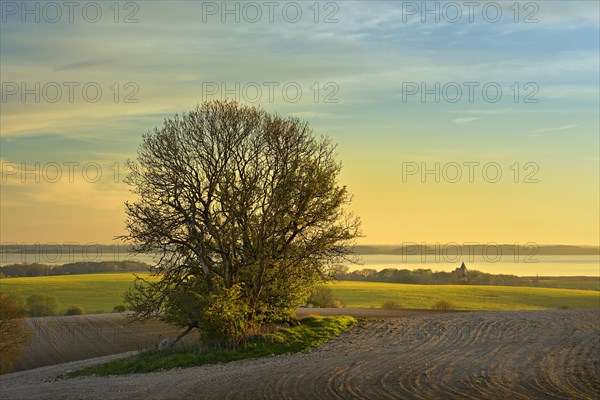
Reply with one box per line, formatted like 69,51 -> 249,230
1,252 -> 598,277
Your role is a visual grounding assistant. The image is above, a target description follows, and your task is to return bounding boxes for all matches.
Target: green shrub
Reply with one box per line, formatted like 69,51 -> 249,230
206,283 -> 250,349
308,286 -> 333,308
112,304 -> 127,313
382,300 -> 404,310
65,306 -> 84,315
25,294 -> 60,317
307,286 -> 343,308
431,300 -> 456,311
330,298 -> 345,308
162,277 -> 255,349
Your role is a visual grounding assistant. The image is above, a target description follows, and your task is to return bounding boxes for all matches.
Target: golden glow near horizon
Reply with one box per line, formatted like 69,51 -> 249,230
1,2 -> 599,248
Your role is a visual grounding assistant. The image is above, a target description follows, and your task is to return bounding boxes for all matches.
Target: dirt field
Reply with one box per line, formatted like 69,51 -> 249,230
11,309 -> 430,372
1,310 -> 598,399
12,313 -> 200,372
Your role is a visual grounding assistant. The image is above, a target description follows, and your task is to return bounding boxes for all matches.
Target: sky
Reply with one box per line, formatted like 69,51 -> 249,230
1,0 -> 599,247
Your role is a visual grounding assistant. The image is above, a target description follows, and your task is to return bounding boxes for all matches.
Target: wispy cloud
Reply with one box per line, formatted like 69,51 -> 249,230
453,117 -> 482,125
533,124 -> 579,134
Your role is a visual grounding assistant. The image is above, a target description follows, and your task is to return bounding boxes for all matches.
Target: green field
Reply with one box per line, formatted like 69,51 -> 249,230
538,278 -> 599,291
0,273 -> 148,314
1,273 -> 598,313
328,281 -> 600,310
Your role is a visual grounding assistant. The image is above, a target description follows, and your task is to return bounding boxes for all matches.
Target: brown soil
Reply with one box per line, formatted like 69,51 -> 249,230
11,313 -> 200,373
1,309 -> 598,399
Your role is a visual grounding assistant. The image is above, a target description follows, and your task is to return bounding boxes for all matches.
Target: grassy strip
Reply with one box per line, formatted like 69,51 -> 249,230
68,315 -> 355,377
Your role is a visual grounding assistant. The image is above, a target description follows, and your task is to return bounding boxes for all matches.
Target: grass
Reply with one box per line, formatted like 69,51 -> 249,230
67,315 -> 355,377
0,273 -> 152,314
1,273 -> 598,314
539,278 -> 599,291
327,281 -> 600,311
381,299 -> 404,310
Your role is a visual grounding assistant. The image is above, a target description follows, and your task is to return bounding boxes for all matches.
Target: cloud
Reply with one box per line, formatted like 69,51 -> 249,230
533,124 -> 579,134
54,59 -> 112,71
453,117 -> 482,125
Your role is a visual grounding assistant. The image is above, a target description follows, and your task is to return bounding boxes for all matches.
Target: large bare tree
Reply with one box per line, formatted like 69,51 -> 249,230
121,100 -> 360,346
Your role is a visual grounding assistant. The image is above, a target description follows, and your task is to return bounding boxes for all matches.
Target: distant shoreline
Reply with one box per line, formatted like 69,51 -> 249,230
1,244 -> 599,255
354,244 -> 600,256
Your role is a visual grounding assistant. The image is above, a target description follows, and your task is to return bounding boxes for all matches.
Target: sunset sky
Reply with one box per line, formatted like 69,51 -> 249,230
1,1 -> 598,246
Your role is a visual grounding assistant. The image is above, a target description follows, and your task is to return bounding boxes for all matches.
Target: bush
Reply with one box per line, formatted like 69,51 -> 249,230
558,305 -> 571,310
307,286 -> 343,308
431,300 -> 456,311
113,305 -> 127,313
382,300 -> 404,310
25,294 -> 60,317
0,294 -> 33,373
200,282 -> 250,349
330,298 -> 345,308
65,306 -> 84,315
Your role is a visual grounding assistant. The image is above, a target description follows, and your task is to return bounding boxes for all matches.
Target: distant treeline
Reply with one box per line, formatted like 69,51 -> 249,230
334,266 -> 537,287
0,261 -> 149,278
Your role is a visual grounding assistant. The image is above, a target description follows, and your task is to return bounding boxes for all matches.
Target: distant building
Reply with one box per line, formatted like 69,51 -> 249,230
454,262 -> 468,281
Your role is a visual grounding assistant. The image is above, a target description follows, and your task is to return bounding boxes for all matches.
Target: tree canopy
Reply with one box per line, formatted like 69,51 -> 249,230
122,100 -> 360,347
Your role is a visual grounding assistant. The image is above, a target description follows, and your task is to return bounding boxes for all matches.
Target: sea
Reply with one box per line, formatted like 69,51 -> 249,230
1,252 -> 598,277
